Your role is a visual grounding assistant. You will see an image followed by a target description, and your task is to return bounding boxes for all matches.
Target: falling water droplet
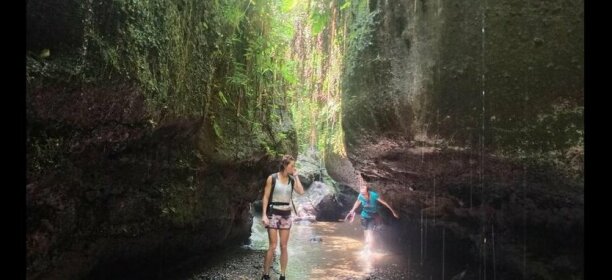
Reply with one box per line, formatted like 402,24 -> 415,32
480,2 -> 488,279
420,209 -> 424,266
493,223 -> 497,280
442,228 -> 446,280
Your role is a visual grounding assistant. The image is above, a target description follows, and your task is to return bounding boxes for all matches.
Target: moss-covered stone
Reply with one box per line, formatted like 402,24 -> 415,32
26,0 -> 297,278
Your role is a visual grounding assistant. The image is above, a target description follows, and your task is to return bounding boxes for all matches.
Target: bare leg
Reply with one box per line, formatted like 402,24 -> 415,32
279,229 -> 291,276
264,228 -> 278,276
364,229 -> 373,250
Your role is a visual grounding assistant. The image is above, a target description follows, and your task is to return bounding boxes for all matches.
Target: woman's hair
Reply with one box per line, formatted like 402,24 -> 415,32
356,171 -> 370,191
279,154 -> 295,171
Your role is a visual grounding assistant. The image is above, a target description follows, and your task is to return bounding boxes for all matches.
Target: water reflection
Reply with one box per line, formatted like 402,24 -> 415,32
249,215 -> 409,279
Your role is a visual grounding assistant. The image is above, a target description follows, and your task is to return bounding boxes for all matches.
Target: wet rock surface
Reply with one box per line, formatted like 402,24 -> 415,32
185,249 -> 266,280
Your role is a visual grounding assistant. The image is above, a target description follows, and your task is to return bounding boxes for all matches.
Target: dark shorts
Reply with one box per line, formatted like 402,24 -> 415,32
361,214 -> 381,231
266,209 -> 292,230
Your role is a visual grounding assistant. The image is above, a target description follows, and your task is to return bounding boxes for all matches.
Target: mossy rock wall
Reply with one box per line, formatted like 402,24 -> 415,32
341,0 -> 583,279
27,1 -> 296,278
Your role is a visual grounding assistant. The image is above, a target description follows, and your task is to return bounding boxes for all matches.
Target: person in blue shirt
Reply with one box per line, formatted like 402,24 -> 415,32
345,174 -> 399,252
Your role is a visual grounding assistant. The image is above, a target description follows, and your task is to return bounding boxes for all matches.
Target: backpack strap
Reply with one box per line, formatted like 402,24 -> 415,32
289,176 -> 297,214
267,173 -> 277,215
267,173 -> 298,215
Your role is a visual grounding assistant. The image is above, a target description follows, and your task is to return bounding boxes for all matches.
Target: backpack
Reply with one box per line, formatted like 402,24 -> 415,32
267,173 -> 298,215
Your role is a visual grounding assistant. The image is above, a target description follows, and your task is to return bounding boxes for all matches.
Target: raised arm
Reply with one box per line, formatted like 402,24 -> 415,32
377,197 -> 399,218
292,170 -> 305,195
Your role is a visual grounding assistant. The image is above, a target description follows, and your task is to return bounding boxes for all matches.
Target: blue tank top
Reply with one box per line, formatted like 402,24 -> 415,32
358,191 -> 379,218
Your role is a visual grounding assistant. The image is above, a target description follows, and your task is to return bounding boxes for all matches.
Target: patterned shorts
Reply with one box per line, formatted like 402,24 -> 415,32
266,211 -> 292,230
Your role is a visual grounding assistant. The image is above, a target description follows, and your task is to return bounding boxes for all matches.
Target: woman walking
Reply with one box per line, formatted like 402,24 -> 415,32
345,174 -> 399,252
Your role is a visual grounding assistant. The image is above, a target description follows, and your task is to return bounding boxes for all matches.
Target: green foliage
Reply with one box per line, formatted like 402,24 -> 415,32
310,8 -> 330,35
26,0 -> 358,177
213,120 -> 224,140
344,1 -> 379,81
289,0 -> 373,158
281,61 -> 298,85
340,1 -> 351,11
281,0 -> 298,13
